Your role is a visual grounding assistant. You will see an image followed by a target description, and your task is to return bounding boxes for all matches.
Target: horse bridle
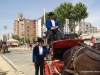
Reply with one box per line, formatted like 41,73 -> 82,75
63,42 -> 100,75
62,46 -> 85,75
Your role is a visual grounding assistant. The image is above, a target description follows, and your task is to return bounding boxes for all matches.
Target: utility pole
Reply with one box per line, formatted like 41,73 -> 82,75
0,29 -> 1,42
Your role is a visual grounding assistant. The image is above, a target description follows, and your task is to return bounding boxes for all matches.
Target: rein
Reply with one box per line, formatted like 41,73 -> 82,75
62,46 -> 84,75
79,42 -> 100,55
63,42 -> 100,75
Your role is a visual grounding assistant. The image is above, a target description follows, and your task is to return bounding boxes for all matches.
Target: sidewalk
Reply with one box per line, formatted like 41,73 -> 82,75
8,47 -> 32,50
0,55 -> 16,75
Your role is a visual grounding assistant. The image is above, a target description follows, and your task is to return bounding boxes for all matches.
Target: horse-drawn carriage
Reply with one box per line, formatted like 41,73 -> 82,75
43,31 -> 84,75
43,30 -> 100,75
0,41 -> 8,53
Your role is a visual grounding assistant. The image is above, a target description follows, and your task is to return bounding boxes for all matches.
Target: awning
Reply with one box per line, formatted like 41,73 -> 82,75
82,34 -> 100,39
7,39 -> 19,43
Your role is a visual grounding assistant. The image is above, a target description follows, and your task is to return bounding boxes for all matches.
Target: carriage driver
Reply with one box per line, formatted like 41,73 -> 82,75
46,12 -> 62,42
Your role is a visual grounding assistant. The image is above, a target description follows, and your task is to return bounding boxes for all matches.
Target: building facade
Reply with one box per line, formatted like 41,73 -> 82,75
75,22 -> 97,34
14,13 -> 37,42
36,18 -> 42,38
97,28 -> 100,33
63,19 -> 70,33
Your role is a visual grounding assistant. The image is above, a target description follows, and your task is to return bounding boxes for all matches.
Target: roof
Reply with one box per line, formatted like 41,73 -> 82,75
82,33 -> 100,39
7,39 -> 19,43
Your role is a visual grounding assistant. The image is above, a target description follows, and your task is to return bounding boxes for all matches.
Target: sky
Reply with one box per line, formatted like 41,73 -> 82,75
0,0 -> 100,34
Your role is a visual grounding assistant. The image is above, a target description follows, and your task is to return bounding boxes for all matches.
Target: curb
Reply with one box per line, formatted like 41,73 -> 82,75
1,54 -> 26,75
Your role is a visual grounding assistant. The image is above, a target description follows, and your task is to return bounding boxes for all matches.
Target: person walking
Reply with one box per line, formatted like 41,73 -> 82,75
32,38 -> 50,75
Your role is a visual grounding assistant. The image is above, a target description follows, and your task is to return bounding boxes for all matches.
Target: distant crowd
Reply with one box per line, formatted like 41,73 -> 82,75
24,41 -> 38,50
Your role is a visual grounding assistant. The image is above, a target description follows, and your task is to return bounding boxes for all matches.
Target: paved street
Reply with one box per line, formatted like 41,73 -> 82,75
1,49 -> 35,75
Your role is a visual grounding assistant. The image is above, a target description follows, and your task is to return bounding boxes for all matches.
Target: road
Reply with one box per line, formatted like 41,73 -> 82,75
1,49 -> 35,75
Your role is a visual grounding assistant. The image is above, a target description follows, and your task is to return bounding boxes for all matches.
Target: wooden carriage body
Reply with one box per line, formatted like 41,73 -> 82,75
44,36 -> 84,75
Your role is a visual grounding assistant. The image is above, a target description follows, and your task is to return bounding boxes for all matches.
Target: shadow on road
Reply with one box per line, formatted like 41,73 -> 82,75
0,68 -> 9,75
1,51 -> 11,54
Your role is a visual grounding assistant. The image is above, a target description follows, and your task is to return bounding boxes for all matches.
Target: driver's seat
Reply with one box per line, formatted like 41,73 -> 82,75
44,30 -> 63,47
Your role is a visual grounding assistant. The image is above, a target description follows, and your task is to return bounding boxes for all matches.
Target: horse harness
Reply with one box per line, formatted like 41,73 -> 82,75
63,44 -> 100,75
63,46 -> 85,75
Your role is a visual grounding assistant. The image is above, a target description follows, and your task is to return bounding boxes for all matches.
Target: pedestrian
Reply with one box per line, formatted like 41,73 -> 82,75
89,36 -> 95,46
27,43 -> 30,50
30,43 -> 32,50
32,38 -> 50,75
46,12 -> 62,42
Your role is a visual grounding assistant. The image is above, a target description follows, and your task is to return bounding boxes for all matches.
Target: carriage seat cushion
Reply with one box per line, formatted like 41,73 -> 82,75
44,31 -> 78,39
83,47 -> 100,61
62,33 -> 78,39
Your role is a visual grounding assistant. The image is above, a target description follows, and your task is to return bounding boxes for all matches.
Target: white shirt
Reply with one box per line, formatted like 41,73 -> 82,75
51,20 -> 55,27
39,46 -> 43,55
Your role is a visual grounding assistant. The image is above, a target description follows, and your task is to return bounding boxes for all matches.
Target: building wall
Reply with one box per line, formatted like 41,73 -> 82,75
14,20 -> 19,35
14,18 -> 37,42
97,28 -> 100,33
36,18 -> 42,37
75,22 -> 97,34
24,19 -> 37,42
64,19 -> 70,33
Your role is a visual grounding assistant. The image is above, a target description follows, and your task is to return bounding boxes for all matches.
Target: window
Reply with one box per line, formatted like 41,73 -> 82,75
27,26 -> 29,28
28,34 -> 29,36
34,23 -> 36,24
27,30 -> 29,32
33,21 -> 36,22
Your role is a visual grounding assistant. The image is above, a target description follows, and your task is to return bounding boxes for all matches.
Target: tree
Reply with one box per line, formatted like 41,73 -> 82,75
72,2 -> 88,32
32,37 -> 35,42
54,2 -> 73,31
78,31 -> 83,36
41,2 -> 88,32
20,38 -> 24,43
20,38 -> 30,43
12,35 -> 20,40
54,2 -> 88,32
26,38 -> 30,43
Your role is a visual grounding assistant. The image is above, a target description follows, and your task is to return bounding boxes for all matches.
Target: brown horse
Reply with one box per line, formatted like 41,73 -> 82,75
92,43 -> 100,51
63,44 -> 100,75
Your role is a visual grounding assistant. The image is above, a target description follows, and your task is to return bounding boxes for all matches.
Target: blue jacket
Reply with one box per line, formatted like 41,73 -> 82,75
46,19 -> 60,30
32,46 -> 50,62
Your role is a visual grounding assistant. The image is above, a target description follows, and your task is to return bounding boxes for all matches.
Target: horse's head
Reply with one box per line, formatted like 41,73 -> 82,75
92,43 -> 100,51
